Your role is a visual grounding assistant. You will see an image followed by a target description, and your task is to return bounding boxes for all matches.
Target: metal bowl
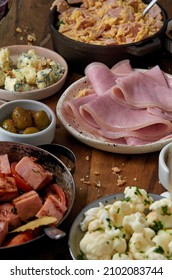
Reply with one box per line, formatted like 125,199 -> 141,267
0,141 -> 75,254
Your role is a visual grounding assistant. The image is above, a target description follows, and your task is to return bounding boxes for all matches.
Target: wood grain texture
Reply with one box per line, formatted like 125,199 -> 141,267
0,0 -> 172,260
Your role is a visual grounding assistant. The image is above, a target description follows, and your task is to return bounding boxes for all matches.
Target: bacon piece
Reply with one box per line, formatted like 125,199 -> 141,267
13,190 -> 43,221
15,156 -> 53,190
0,176 -> 18,202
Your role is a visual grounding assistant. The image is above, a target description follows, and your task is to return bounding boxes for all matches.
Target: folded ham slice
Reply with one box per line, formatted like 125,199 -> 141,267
80,92 -> 172,141
64,60 -> 172,146
110,66 -> 172,110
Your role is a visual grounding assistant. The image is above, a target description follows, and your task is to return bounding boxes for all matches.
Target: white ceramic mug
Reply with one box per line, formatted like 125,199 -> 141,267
158,142 -> 172,191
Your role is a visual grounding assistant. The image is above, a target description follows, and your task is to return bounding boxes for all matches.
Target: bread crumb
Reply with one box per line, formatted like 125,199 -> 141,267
80,178 -> 91,185
85,156 -> 89,161
112,166 -> 121,174
94,171 -> 100,175
16,27 -> 22,33
27,33 -> 36,43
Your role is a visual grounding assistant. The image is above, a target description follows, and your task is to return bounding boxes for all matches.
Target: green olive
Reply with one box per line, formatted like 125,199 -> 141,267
23,127 -> 40,134
33,110 -> 50,130
1,119 -> 17,133
12,107 -> 33,130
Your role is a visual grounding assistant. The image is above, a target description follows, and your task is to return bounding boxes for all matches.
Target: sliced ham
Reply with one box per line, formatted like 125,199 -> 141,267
0,154 -> 11,175
85,62 -> 118,95
110,66 -> 171,110
0,202 -> 21,229
79,92 -> 172,141
36,194 -> 67,224
64,60 -> 172,146
15,156 -> 53,190
13,190 -> 43,221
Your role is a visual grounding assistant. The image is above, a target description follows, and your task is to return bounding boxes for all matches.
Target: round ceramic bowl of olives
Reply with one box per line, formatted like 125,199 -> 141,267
0,99 -> 56,145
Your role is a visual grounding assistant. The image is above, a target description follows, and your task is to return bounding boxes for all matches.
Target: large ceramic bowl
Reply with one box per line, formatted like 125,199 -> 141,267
0,99 -> 56,146
49,0 -> 168,73
0,141 -> 75,253
69,192 -> 163,260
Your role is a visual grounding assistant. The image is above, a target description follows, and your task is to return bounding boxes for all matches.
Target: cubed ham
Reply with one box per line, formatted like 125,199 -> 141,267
0,154 -> 11,175
0,219 -> 8,246
13,190 -> 43,221
0,176 -> 18,202
15,156 -> 53,190
36,194 -> 67,224
0,202 -> 21,229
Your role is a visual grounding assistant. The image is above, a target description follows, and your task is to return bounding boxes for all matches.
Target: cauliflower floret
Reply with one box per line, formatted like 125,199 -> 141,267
0,48 -> 12,72
129,228 -> 155,259
107,200 -> 134,227
112,252 -> 133,260
152,229 -> 172,258
123,212 -> 148,235
124,186 -> 154,213
80,202 -> 106,231
148,198 -> 172,228
80,229 -> 127,260
145,247 -> 168,260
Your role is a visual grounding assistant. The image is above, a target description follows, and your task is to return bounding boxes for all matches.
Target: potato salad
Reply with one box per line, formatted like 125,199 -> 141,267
79,186 -> 172,260
0,48 -> 65,92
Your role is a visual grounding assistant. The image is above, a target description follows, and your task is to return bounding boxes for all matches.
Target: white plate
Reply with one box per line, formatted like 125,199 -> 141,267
57,76 -> 172,154
68,192 -> 162,260
0,45 -> 68,101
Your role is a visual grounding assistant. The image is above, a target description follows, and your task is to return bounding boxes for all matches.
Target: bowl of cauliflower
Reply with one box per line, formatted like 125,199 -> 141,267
69,186 -> 172,260
0,45 -> 68,101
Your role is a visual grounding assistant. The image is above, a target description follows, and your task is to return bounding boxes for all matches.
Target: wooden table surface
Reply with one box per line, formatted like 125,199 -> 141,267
0,0 -> 172,260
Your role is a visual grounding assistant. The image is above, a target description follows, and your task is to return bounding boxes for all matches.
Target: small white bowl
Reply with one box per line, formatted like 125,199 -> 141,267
0,99 -> 56,146
158,142 -> 172,191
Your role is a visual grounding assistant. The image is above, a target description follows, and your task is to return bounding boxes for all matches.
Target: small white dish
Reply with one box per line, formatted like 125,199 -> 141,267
0,99 -> 56,146
56,76 -> 172,154
0,45 -> 68,101
158,142 -> 172,191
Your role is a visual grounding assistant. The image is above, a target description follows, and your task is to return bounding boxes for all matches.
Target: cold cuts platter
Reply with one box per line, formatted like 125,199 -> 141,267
56,62 -> 172,154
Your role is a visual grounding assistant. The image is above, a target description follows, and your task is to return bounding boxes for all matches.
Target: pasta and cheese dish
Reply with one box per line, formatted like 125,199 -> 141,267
56,0 -> 163,46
